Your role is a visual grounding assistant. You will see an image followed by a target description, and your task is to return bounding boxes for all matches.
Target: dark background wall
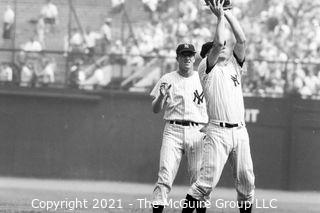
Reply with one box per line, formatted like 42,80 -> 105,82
0,88 -> 319,191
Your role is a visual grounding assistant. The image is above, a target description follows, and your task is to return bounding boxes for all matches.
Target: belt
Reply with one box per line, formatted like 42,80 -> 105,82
169,120 -> 199,126
219,122 -> 242,128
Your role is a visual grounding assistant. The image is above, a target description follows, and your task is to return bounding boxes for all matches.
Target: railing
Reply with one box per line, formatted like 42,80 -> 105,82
0,48 -> 320,99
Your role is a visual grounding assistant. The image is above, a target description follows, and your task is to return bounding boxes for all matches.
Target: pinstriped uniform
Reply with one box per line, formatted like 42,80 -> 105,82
188,57 -> 255,204
150,71 -> 208,206
151,71 -> 208,123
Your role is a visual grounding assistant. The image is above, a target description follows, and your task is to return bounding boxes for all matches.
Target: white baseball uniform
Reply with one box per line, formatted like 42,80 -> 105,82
150,70 -> 208,206
188,56 -> 255,203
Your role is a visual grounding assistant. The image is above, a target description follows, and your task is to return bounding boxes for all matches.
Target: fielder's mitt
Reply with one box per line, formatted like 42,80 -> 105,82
200,41 -> 214,58
204,0 -> 233,10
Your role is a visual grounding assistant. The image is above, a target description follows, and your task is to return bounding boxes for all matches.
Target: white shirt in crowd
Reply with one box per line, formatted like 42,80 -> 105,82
41,2 -> 58,19
150,71 -> 208,124
111,0 -> 125,7
3,6 -> 15,24
41,62 -> 56,84
69,33 -> 84,47
101,24 -> 112,41
110,40 -> 125,55
0,65 -> 13,82
178,0 -> 197,22
20,65 -> 33,86
22,40 -> 42,52
142,0 -> 158,11
85,31 -> 101,48
127,45 -> 144,67
81,65 -> 112,90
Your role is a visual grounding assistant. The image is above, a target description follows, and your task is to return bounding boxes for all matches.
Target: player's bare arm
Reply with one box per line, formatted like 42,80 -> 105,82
207,0 -> 227,68
152,83 -> 171,113
224,10 -> 246,62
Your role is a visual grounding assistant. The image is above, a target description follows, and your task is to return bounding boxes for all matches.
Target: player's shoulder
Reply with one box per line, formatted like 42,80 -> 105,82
160,71 -> 179,81
198,58 -> 207,69
197,58 -> 208,75
230,54 -> 246,74
191,70 -> 200,77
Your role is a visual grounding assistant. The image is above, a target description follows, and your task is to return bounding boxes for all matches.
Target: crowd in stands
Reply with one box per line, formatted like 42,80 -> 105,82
2,5 -> 14,40
134,0 -> 320,98
0,51 -> 56,87
1,0 -> 320,98
1,0 -> 57,87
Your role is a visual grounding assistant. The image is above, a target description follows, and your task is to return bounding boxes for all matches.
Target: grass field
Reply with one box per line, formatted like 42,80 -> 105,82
0,177 -> 319,213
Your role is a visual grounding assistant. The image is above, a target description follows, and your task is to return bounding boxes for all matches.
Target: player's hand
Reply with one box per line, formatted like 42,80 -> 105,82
159,83 -> 171,98
223,8 -> 232,17
209,0 -> 225,19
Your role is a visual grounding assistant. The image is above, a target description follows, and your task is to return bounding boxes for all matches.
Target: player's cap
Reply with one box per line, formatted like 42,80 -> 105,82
176,43 -> 196,55
200,41 -> 214,58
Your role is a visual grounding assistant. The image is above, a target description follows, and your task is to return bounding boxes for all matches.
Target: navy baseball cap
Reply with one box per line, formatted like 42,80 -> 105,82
200,41 -> 214,58
176,43 -> 196,55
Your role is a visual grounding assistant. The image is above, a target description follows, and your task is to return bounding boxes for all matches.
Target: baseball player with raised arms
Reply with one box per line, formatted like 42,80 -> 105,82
150,43 -> 208,213
181,1 -> 255,213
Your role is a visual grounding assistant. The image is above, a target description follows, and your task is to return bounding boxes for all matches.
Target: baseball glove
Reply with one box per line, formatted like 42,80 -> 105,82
204,0 -> 233,10
200,41 -> 214,58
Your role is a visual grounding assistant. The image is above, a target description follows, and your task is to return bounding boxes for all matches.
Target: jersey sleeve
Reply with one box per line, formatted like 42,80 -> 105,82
197,58 -> 208,82
240,61 -> 247,75
150,79 -> 161,99
232,54 -> 247,76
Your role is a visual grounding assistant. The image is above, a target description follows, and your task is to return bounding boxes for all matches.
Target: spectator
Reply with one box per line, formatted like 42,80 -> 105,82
178,0 -> 198,23
126,44 -> 144,68
36,57 -> 56,87
40,0 -> 58,33
300,82 -> 313,98
22,36 -> 42,52
109,40 -> 126,65
303,68 -> 319,95
291,72 -> 304,96
84,26 -> 101,58
16,50 -> 28,68
316,71 -> 320,96
2,5 -> 15,40
81,62 -> 112,90
65,28 -> 84,53
110,0 -> 125,13
36,15 -> 46,48
125,39 -> 145,78
142,0 -> 159,12
174,18 -> 189,41
158,45 -> 176,74
68,60 -> 85,89
100,18 -> 112,53
0,63 -> 13,83
20,63 -> 34,87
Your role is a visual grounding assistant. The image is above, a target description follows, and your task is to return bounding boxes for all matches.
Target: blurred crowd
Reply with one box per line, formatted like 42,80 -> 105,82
136,0 -> 320,98
1,0 -> 58,87
241,0 -> 320,98
1,0 -> 320,98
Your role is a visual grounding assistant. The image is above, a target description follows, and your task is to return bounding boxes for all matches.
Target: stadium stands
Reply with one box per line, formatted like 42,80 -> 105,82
0,0 -> 319,98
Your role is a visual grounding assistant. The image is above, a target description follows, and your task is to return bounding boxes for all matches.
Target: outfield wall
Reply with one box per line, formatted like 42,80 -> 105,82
0,88 -> 319,191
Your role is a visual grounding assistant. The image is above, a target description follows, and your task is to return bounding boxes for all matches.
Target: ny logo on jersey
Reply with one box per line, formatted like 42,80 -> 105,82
193,90 -> 204,104
231,74 -> 240,87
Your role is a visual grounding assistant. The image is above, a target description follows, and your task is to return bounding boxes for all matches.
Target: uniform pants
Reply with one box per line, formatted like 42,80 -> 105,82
188,123 -> 255,204
153,121 -> 205,206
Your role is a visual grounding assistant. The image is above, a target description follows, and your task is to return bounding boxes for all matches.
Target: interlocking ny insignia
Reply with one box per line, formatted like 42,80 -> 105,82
231,74 -> 240,87
193,90 -> 204,104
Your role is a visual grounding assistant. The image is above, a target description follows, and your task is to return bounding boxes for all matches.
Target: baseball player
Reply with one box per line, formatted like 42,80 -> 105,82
150,43 -> 208,213
181,1 -> 255,213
